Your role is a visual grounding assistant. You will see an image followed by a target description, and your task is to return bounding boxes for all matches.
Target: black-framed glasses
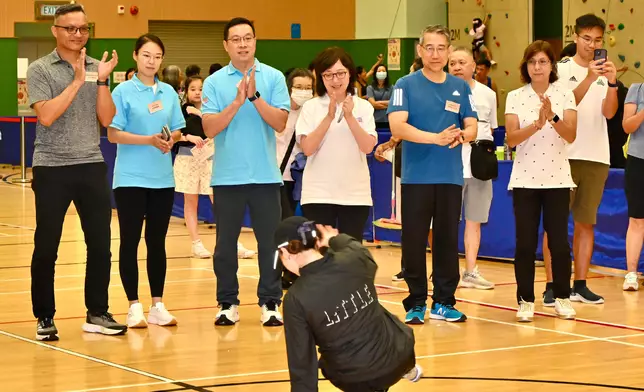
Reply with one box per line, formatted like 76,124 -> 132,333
54,25 -> 91,35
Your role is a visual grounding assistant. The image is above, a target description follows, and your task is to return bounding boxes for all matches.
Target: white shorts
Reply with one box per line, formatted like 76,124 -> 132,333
174,154 -> 213,195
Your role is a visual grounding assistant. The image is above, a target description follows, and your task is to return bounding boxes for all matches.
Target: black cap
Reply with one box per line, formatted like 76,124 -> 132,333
274,216 -> 310,249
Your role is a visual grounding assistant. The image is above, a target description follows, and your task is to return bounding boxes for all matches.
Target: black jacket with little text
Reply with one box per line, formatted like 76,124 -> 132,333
283,234 -> 415,391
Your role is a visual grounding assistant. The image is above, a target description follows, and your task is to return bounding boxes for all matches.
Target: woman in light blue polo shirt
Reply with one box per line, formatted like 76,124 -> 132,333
107,34 -> 185,329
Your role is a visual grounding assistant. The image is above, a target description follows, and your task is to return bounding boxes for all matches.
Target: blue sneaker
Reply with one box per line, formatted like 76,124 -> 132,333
405,305 -> 426,324
430,303 -> 467,322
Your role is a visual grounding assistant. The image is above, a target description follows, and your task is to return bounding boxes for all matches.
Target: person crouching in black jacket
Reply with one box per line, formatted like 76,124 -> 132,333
275,216 -> 422,392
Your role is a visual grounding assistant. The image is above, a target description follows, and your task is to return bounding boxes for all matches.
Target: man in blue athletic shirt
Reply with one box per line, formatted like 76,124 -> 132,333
387,25 -> 478,324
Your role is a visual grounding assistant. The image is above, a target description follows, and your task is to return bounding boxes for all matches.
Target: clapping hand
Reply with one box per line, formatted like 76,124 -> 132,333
97,50 -> 118,82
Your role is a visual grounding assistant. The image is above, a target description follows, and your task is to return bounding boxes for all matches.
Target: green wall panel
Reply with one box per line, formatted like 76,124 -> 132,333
85,38 -> 136,90
0,39 -> 19,116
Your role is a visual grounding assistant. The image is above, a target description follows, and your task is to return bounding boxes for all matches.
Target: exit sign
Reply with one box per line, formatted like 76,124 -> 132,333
34,1 -> 70,20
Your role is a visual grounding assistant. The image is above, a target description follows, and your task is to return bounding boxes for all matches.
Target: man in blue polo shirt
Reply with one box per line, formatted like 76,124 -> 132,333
202,17 -> 290,327
388,25 -> 478,324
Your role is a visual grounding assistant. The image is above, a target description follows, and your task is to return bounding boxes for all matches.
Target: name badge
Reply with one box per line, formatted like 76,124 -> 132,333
148,101 -> 164,114
445,100 -> 460,113
85,71 -> 99,83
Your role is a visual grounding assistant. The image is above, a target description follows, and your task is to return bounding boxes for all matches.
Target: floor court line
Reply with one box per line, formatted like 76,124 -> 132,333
0,267 -> 211,283
376,283 -> 644,333
0,222 -> 35,230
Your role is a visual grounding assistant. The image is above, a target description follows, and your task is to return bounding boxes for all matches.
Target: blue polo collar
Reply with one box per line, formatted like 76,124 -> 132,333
131,74 -> 163,93
227,58 -> 262,75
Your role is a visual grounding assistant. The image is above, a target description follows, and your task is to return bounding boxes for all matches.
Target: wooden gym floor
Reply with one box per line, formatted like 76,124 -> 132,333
1,167 -> 644,391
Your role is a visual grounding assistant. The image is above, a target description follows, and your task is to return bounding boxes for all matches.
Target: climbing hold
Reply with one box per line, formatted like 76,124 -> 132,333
631,39 -> 635,44
465,27 -> 470,34
620,0 -> 624,2
505,13 -> 508,18
495,41 -> 500,47
601,9 -> 605,13
631,8 -> 634,13
618,23 -> 625,30
609,36 -> 616,47
636,62 -> 641,69
618,54 -> 626,62
504,70 -> 510,76
582,0 -> 587,2
488,13 -> 492,18
609,24 -> 616,31
493,36 -> 497,40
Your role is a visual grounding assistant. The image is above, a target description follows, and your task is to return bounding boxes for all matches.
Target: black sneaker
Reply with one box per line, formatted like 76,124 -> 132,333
543,288 -> 555,307
570,285 -> 604,304
36,317 -> 59,341
392,271 -> 404,282
82,312 -> 128,335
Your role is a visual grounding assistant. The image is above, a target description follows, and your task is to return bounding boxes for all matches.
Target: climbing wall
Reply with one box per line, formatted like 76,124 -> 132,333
448,0 -> 531,125
563,0 -> 644,87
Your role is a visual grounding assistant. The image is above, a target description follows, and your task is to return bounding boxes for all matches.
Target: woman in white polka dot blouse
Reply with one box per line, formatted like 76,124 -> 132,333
504,40 -> 578,323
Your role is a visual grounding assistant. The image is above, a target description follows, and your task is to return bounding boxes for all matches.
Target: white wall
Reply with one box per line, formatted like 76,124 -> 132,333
355,0 -> 408,39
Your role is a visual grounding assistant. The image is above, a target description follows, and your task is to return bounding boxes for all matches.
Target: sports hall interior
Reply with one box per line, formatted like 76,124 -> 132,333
1,0 -> 644,390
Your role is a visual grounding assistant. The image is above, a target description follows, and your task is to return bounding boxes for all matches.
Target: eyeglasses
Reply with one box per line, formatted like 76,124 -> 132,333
577,35 -> 604,46
321,70 -> 348,81
140,52 -> 163,63
527,59 -> 551,67
228,35 -> 255,45
54,25 -> 91,35
421,45 -> 448,54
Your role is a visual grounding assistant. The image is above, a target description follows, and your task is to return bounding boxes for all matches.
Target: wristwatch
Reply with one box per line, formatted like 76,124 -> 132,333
97,79 -> 109,86
249,91 -> 260,102
550,114 -> 560,123
608,80 -> 619,88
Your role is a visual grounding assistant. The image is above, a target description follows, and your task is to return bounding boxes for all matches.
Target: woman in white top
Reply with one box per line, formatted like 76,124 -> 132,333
296,47 -> 377,242
505,40 -> 577,322
277,68 -> 314,219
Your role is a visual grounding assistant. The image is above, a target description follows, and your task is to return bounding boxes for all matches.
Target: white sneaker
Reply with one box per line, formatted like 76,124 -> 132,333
148,302 -> 177,326
191,240 -> 211,259
516,300 -> 534,322
554,298 -> 576,320
402,364 -> 423,382
261,301 -> 284,327
624,272 -> 639,291
460,266 -> 494,289
215,304 -> 240,326
237,242 -> 256,259
127,303 -> 148,329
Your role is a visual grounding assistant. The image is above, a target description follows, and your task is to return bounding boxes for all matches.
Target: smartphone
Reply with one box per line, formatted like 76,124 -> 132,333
593,49 -> 608,63
161,125 -> 171,141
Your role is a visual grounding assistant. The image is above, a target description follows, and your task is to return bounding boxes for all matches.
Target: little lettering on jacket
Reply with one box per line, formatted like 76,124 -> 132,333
324,284 -> 375,327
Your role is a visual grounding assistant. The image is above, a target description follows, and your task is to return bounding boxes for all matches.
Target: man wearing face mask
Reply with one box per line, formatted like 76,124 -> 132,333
367,64 -> 394,128
277,68 -> 315,220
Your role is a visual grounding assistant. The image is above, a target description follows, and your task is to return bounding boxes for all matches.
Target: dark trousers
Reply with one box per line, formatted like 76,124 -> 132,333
401,184 -> 461,311
280,180 -> 296,220
320,352 -> 415,392
213,184 -> 282,306
301,204 -> 370,242
114,187 -> 174,301
513,188 -> 571,303
31,163 -> 112,319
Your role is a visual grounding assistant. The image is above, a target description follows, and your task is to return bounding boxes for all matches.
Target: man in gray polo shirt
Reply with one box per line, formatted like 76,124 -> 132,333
27,3 -> 127,341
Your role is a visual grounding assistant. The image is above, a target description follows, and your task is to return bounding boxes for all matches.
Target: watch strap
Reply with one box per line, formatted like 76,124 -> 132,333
249,91 -> 260,102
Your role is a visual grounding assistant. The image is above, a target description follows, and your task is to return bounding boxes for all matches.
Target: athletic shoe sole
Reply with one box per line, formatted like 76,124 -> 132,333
214,314 -> 237,326
148,315 -> 177,326
543,300 -> 555,308
128,318 -> 148,329
460,281 -> 495,290
36,333 -> 59,341
570,293 -> 604,304
516,315 -> 533,323
623,285 -> 639,292
82,323 -> 127,335
430,313 -> 467,322
405,317 -> 424,325
555,312 -> 576,320
262,316 -> 283,327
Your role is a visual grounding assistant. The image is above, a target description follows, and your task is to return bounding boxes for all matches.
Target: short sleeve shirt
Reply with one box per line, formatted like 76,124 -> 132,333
109,76 -> 185,189
625,83 -> 644,160
462,81 -> 498,178
201,59 -> 291,186
556,57 -> 610,165
296,95 -> 377,206
386,72 -> 478,186
505,83 -> 577,190
366,85 -> 393,123
27,50 -> 103,167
